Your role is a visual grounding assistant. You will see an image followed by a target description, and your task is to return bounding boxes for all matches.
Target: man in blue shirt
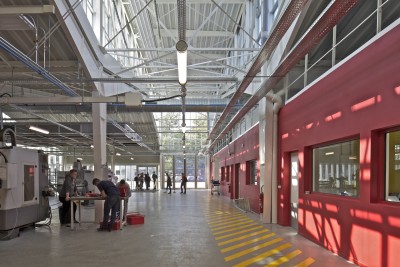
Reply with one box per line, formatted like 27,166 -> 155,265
92,178 -> 120,232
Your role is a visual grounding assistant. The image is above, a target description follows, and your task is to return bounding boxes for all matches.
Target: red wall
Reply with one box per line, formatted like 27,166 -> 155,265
278,25 -> 400,267
213,125 -> 261,212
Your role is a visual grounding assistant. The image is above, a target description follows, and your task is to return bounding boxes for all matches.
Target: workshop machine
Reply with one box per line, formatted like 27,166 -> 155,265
0,129 -> 51,240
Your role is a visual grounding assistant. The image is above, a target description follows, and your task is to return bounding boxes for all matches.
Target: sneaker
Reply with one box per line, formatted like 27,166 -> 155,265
97,227 -> 107,232
168,192 -> 171,194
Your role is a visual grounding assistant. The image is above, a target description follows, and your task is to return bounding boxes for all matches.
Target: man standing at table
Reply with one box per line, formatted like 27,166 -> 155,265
92,178 -> 120,232
59,169 -> 78,226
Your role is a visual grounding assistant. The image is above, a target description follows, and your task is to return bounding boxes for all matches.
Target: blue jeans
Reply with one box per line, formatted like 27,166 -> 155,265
102,195 -> 120,230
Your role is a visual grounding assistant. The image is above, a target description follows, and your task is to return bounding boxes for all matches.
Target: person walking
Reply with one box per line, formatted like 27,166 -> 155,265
180,173 -> 187,194
145,173 -> 151,190
59,169 -> 79,226
165,172 -> 172,194
92,178 -> 120,232
152,171 -> 158,190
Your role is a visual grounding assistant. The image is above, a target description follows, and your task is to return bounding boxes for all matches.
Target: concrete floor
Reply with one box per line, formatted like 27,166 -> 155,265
0,190 -> 357,267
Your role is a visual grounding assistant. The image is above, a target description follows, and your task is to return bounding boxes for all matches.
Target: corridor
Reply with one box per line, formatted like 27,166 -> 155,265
0,190 -> 356,267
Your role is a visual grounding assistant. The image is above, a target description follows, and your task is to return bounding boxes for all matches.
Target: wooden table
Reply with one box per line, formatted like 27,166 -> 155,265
70,196 -> 128,230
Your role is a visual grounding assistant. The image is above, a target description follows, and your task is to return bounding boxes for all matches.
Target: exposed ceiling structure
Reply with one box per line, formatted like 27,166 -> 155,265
0,0 -> 399,160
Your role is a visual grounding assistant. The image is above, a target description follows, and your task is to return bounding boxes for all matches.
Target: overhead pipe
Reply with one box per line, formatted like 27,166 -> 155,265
0,36 -> 78,97
208,0 -> 359,146
208,0 -> 309,141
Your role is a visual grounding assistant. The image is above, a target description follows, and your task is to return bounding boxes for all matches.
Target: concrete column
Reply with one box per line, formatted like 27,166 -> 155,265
92,91 -> 107,223
260,97 -> 275,224
332,25 -> 337,66
377,0 -> 382,34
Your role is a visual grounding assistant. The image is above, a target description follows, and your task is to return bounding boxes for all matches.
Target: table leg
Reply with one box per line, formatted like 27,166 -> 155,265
70,201 -> 74,230
120,198 -> 123,230
78,201 -> 82,226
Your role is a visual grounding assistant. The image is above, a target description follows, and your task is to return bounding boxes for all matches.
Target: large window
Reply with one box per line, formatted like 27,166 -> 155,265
313,139 -> 360,197
386,130 -> 400,202
246,160 -> 257,185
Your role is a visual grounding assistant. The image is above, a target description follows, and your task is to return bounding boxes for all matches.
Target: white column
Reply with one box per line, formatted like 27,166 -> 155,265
260,97 -> 275,223
92,91 -> 107,223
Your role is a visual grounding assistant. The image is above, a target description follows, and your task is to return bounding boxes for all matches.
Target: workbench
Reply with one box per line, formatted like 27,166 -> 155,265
70,195 -> 128,230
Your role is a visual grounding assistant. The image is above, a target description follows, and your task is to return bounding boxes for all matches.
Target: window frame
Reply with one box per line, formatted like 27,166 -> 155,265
311,137 -> 360,197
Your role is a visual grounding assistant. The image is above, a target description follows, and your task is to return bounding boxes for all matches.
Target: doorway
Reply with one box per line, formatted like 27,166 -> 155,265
233,163 -> 240,199
290,152 -> 299,229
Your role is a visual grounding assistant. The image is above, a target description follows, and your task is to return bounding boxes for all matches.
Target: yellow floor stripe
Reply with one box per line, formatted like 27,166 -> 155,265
208,214 -> 247,223
232,243 -> 292,267
210,217 -> 254,227
211,220 -> 254,231
264,249 -> 302,266
294,257 -> 315,267
224,238 -> 284,261
218,229 -> 270,246
206,212 -> 236,218
206,213 -> 238,218
213,222 -> 258,236
221,233 -> 276,253
216,226 -> 263,240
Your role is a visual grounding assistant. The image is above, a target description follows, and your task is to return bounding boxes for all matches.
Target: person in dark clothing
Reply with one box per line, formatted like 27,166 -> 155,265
165,172 -> 172,194
144,173 -> 151,190
59,169 -> 78,226
180,173 -> 187,194
152,171 -> 158,190
92,178 -> 120,232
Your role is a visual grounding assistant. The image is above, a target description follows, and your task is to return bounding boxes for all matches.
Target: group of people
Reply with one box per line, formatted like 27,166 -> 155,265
59,169 -> 188,232
134,171 -> 158,190
58,168 -> 132,232
165,172 -> 188,194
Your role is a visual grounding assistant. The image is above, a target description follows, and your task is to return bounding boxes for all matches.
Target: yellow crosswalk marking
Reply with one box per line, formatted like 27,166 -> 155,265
218,229 -> 270,246
213,222 -> 258,236
264,249 -> 302,266
211,220 -> 254,231
232,243 -> 292,267
294,257 -> 315,267
224,238 -> 284,261
216,226 -> 263,240
221,233 -> 276,253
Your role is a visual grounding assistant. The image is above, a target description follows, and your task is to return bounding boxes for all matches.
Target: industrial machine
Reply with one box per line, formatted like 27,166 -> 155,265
0,129 -> 51,240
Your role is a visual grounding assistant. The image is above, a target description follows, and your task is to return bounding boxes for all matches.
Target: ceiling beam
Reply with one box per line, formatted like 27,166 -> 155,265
0,5 -> 55,14
157,29 -> 234,38
106,48 -> 260,52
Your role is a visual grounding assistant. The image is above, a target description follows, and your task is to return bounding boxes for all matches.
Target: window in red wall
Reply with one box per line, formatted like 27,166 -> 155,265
246,160 -> 257,185
385,130 -> 400,203
221,167 -> 225,181
312,139 -> 360,197
226,166 -> 230,182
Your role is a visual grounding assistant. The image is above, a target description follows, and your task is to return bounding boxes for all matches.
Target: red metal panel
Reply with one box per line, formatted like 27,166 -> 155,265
278,24 -> 400,267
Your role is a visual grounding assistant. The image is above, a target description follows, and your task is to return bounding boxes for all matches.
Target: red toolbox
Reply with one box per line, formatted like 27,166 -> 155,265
127,214 -> 145,225
100,219 -> 121,230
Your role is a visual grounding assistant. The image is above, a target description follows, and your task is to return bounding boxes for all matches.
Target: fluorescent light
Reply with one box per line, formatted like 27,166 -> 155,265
176,40 -> 188,85
349,156 -> 357,160
116,153 -> 121,156
183,145 -> 186,149
77,158 -> 83,161
29,126 -> 49,135
130,157 -> 134,160
182,126 -> 186,133
90,145 -> 94,149
325,152 -> 334,155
